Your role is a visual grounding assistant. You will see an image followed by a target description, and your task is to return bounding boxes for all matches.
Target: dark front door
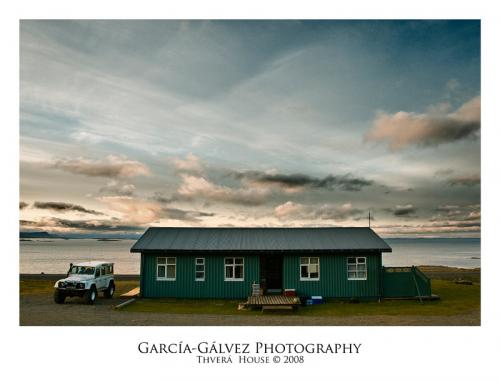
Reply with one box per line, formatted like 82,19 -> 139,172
260,254 -> 283,292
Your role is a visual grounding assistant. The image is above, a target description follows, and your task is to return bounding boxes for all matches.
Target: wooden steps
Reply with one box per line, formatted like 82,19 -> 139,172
247,295 -> 301,306
262,305 -> 294,312
245,295 -> 300,312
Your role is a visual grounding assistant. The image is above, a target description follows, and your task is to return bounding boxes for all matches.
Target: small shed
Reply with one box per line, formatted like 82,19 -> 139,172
130,227 -> 431,300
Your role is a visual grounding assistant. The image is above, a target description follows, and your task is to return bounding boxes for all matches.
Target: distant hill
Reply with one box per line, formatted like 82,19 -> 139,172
19,230 -> 141,240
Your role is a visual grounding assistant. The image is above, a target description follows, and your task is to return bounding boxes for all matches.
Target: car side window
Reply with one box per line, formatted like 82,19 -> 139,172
95,267 -> 100,277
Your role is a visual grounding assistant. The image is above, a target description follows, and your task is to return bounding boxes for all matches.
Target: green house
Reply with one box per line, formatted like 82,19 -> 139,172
131,227 -> 431,300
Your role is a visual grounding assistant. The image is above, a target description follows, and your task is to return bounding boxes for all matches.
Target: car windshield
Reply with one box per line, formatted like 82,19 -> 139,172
70,266 -> 95,275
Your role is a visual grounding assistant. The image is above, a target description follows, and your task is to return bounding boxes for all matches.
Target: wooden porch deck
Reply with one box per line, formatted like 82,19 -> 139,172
246,295 -> 301,307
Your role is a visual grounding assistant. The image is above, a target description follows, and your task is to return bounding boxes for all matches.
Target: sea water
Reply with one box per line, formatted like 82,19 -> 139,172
383,238 -> 480,269
20,239 -> 139,274
19,237 -> 480,274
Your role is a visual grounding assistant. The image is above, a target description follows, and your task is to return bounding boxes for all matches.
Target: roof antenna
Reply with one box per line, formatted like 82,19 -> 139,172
368,209 -> 371,228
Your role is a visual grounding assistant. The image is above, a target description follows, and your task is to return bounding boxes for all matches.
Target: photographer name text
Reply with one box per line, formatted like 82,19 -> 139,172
138,341 -> 361,364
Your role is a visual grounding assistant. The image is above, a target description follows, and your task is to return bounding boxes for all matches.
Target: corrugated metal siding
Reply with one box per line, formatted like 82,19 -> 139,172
382,270 -> 416,297
382,267 -> 432,297
139,253 -> 145,296
142,253 -> 259,299
283,253 -> 382,299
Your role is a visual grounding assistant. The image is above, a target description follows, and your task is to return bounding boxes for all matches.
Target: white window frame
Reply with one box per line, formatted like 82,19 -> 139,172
195,257 -> 205,281
157,257 -> 176,281
300,257 -> 320,281
347,257 -> 367,280
224,257 -> 244,281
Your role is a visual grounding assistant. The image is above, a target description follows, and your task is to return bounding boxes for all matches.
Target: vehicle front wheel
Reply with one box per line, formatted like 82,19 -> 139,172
84,285 -> 97,305
53,290 -> 66,304
104,281 -> 115,298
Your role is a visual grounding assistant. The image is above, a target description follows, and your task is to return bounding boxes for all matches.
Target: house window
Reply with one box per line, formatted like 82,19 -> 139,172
224,257 -> 244,281
347,257 -> 367,280
195,258 -> 205,281
300,257 -> 320,280
157,257 -> 176,281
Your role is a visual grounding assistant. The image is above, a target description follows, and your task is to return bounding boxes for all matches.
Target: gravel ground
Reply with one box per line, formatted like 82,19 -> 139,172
20,294 -> 480,326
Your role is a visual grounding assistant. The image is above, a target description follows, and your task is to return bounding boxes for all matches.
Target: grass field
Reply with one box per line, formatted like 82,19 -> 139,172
19,267 -> 480,322
120,279 -> 479,317
19,278 -> 139,297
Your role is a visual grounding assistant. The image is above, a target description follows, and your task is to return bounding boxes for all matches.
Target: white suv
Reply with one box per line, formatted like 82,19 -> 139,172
53,261 -> 115,304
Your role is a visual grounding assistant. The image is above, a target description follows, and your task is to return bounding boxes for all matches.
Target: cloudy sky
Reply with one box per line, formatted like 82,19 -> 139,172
19,20 -> 480,237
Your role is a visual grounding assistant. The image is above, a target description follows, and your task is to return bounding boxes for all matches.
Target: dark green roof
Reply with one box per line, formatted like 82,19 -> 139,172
130,227 -> 391,253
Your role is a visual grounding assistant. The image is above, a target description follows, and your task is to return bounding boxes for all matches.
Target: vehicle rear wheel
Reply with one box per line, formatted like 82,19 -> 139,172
53,290 -> 66,304
104,281 -> 115,298
84,285 -> 97,305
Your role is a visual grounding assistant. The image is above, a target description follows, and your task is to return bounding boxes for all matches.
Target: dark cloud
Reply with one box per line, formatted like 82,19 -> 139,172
430,206 -> 480,223
432,221 -> 480,228
33,201 -> 104,215
151,192 -> 177,204
20,201 -> 28,210
365,96 -> 480,150
20,217 -> 142,232
376,203 -> 480,235
375,220 -> 480,235
448,175 -> 480,187
388,204 -> 417,217
161,207 -> 215,222
232,171 -> 373,192
314,205 -> 365,220
20,219 -> 37,226
53,155 -> 150,178
432,168 -> 480,187
19,206 -> 214,231
431,215 -> 480,223
58,219 -> 142,231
